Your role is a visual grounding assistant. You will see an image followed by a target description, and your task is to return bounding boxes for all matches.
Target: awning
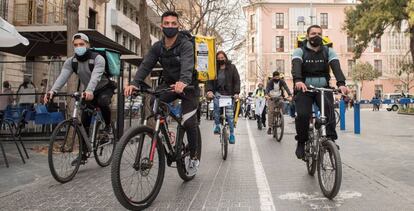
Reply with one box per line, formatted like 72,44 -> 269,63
0,17 -> 29,47
0,26 -> 135,57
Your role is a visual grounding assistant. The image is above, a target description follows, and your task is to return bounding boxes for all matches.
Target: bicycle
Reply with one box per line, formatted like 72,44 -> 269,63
334,109 -> 340,126
47,92 -> 116,183
269,97 -> 285,142
111,85 -> 202,210
303,86 -> 342,199
214,95 -> 233,160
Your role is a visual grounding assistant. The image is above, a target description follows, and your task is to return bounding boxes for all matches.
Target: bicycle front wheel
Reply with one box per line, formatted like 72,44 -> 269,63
93,121 -> 116,167
273,111 -> 284,142
48,119 -> 82,183
317,140 -> 342,199
221,125 -> 229,160
111,126 -> 165,210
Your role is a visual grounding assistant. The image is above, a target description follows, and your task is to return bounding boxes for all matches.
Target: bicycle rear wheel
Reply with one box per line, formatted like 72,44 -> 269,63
317,140 -> 342,199
176,126 -> 202,181
305,140 -> 317,176
221,125 -> 229,160
111,126 -> 165,210
273,111 -> 284,142
93,121 -> 116,167
48,119 -> 82,183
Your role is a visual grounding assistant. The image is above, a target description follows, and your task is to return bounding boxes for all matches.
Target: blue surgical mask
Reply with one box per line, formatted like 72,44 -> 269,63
74,47 -> 87,56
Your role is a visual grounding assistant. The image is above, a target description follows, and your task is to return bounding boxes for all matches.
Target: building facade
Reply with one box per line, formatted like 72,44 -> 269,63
0,0 -> 162,93
244,0 -> 412,99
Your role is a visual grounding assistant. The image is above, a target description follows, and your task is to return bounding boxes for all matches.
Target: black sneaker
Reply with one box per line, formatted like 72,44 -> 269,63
267,128 -> 272,135
102,124 -> 113,135
71,154 -> 87,166
295,142 -> 305,159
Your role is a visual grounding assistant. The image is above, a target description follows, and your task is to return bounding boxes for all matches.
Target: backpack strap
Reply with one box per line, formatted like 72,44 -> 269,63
71,52 -> 99,74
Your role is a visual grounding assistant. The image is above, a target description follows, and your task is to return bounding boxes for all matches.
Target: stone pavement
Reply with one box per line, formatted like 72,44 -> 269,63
0,110 -> 413,210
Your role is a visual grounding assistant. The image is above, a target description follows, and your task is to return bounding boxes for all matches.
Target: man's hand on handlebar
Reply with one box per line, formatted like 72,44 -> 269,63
295,82 -> 308,92
170,81 -> 187,94
124,85 -> 138,97
43,91 -> 55,104
82,91 -> 94,101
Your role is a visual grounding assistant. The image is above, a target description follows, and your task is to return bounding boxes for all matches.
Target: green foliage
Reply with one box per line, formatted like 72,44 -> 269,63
344,0 -> 410,59
351,62 -> 381,82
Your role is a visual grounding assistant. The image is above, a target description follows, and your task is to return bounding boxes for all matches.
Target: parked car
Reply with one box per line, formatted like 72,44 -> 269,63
383,93 -> 403,111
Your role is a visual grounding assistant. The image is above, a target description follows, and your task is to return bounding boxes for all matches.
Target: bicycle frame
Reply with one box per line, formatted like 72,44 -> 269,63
65,93 -> 104,153
143,97 -> 184,165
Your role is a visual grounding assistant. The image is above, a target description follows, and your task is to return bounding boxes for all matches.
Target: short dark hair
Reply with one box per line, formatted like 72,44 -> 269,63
3,81 -> 10,88
307,25 -> 322,35
273,71 -> 280,77
161,11 -> 179,22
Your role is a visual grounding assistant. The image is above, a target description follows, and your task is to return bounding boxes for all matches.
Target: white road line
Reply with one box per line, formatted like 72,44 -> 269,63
246,121 -> 276,211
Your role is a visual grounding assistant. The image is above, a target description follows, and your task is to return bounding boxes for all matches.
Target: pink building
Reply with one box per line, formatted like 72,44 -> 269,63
243,0 -> 413,99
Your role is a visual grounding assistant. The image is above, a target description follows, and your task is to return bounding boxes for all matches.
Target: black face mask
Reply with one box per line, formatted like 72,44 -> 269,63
217,60 -> 226,65
163,27 -> 179,38
309,36 -> 323,47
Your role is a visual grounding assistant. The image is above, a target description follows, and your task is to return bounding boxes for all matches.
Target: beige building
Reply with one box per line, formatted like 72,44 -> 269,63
0,0 -> 162,93
243,0 -> 412,99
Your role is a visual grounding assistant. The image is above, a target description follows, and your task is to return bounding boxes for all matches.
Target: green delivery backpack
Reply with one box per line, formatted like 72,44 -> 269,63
72,48 -> 121,77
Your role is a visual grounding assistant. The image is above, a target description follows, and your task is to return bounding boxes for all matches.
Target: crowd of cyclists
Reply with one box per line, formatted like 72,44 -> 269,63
42,10 -> 349,208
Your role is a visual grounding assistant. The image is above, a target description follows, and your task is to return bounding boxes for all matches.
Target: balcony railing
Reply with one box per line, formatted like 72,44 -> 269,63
14,0 -> 66,26
0,0 -> 8,19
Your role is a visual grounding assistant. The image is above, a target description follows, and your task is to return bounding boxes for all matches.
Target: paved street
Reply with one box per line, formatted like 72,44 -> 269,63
0,110 -> 413,210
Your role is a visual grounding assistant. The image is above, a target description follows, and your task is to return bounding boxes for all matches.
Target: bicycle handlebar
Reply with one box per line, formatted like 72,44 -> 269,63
306,85 -> 341,94
131,85 -> 195,97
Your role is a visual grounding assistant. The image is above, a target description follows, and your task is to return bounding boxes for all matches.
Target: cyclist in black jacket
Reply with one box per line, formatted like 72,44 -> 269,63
292,25 -> 349,159
125,11 -> 200,176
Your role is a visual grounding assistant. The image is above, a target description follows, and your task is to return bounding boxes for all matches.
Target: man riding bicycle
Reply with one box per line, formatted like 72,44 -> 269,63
206,50 -> 240,144
44,33 -> 115,165
124,11 -> 200,175
265,71 -> 292,135
292,25 -> 349,159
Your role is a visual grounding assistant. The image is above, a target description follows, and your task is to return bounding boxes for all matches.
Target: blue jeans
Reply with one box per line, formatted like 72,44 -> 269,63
213,96 -> 235,134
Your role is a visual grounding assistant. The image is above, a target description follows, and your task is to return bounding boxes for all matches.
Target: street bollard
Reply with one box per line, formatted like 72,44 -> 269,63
340,99 -> 346,130
354,102 -> 360,134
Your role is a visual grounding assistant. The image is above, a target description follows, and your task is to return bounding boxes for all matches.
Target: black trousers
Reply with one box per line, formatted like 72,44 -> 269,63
294,91 -> 337,143
156,86 -> 199,158
81,87 -> 114,131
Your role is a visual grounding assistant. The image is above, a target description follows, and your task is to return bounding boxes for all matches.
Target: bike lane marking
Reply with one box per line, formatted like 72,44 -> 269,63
246,121 -> 276,211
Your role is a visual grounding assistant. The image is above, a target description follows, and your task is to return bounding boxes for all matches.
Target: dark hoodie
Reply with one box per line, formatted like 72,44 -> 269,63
206,61 -> 240,95
132,32 -> 196,87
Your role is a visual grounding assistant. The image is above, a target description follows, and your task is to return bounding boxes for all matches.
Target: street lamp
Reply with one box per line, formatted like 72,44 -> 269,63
297,16 -> 305,34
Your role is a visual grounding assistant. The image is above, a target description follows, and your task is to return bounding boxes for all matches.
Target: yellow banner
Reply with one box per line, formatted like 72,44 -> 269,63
195,35 -> 216,81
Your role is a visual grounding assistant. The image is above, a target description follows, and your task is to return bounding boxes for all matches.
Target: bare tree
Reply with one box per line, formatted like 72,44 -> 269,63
138,0 -> 156,127
148,0 -> 246,50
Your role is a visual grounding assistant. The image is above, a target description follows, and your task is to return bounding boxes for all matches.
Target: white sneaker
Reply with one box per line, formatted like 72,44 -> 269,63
185,157 -> 199,176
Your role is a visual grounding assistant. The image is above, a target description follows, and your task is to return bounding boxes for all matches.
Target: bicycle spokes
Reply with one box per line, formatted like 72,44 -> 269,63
119,132 -> 160,204
320,146 -> 336,191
